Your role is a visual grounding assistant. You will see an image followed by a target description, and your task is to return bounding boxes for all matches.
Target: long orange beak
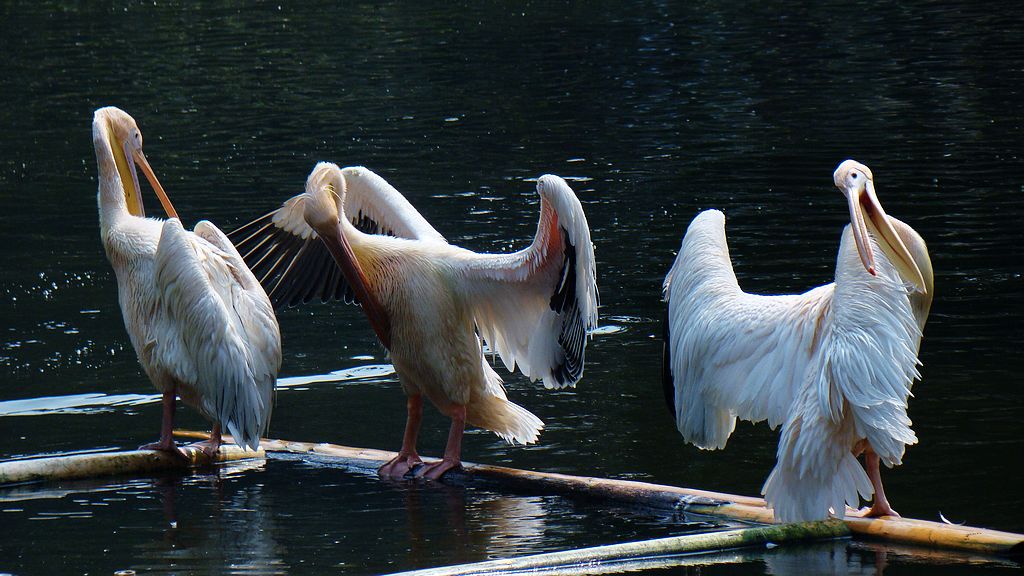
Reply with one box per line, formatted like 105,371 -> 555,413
131,148 -> 179,220
317,222 -> 392,350
846,178 -> 927,294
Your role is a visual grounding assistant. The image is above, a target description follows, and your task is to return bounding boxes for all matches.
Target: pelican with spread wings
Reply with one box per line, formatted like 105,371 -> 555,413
229,164 -> 598,479
93,106 -> 281,458
663,160 -> 932,521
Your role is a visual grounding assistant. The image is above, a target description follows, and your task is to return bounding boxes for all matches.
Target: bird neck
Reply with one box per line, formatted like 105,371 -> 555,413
337,205 -> 358,236
336,208 -> 375,256
334,206 -> 392,348
93,122 -> 132,231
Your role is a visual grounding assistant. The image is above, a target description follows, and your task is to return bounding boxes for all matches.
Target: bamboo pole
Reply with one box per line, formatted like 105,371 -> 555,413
843,515 -> 1024,558
172,431 -> 1024,557
0,445 -> 263,486
384,520 -> 850,576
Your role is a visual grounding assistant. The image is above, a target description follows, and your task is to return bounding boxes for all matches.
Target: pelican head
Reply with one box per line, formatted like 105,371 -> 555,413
834,159 -> 926,293
93,106 -> 177,219
302,161 -> 346,233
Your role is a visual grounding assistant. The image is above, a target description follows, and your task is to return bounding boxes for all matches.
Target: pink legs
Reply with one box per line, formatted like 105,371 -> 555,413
139,389 -> 189,461
852,442 -> 900,518
188,423 -> 223,458
139,387 -> 224,460
861,448 -> 900,517
379,394 -> 425,478
415,404 -> 466,481
379,396 -> 467,482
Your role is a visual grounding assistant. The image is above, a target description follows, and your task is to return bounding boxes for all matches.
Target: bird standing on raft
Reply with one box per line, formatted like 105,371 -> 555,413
229,164 -> 598,479
663,160 -> 933,522
93,107 -> 281,458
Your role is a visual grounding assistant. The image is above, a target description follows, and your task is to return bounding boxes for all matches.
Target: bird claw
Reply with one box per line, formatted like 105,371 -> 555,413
378,453 -> 424,479
139,440 -> 190,462
414,459 -> 462,481
188,440 -> 221,459
851,504 -> 901,519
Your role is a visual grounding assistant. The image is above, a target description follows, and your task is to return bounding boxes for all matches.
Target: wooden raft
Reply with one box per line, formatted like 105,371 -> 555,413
2,432 -> 1021,558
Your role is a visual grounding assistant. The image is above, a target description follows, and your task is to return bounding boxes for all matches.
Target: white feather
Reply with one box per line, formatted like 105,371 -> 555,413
664,209 -> 930,522
455,175 -> 599,389
152,219 -> 281,450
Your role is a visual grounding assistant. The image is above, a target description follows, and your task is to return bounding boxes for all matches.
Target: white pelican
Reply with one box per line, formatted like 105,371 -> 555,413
93,106 -> 281,458
228,164 -> 598,479
663,160 -> 933,522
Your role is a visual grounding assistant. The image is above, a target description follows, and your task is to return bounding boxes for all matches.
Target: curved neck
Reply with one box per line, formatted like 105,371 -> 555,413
336,202 -> 393,348
336,201 -> 362,239
93,121 -> 130,230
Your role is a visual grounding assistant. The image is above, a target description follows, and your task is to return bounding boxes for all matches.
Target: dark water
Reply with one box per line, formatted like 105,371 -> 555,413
1,1 -> 1022,574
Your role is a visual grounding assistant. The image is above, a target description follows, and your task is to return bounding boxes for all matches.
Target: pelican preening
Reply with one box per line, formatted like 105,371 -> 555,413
92,107 -> 936,517
663,160 -> 932,522
229,164 -> 598,479
93,107 -> 281,457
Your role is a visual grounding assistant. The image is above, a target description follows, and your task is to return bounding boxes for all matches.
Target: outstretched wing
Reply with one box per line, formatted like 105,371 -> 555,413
663,209 -> 832,450
153,218 -> 282,450
454,175 -> 599,389
227,166 -> 445,309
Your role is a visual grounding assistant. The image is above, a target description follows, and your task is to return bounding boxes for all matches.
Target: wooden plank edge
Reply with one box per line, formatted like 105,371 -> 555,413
0,445 -> 264,486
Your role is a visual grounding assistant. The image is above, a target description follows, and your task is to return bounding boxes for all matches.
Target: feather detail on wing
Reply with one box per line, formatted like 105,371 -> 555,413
763,375 -> 874,522
153,219 -> 281,450
822,226 -> 923,466
663,209 -> 832,450
227,166 -> 445,309
340,166 -> 447,243
465,358 -> 544,445
455,175 -> 598,389
193,220 -> 282,420
764,225 -> 926,522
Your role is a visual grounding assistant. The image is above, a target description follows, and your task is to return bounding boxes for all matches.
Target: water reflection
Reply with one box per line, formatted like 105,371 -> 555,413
0,460 -> 287,575
0,365 -> 396,417
765,541 -> 882,576
139,474 -> 287,576
398,481 -> 548,566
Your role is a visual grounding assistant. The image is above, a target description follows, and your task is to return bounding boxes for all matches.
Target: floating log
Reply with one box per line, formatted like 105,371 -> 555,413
172,430 -> 1024,558
385,520 -> 850,576
0,445 -> 263,486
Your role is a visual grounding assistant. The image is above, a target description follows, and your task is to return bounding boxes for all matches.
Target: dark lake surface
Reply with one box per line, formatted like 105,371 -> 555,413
1,2 -> 1022,574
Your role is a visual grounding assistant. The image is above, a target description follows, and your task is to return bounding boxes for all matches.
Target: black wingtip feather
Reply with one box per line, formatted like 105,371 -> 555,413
227,211 -> 353,311
228,208 -> 401,313
548,228 -> 588,387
